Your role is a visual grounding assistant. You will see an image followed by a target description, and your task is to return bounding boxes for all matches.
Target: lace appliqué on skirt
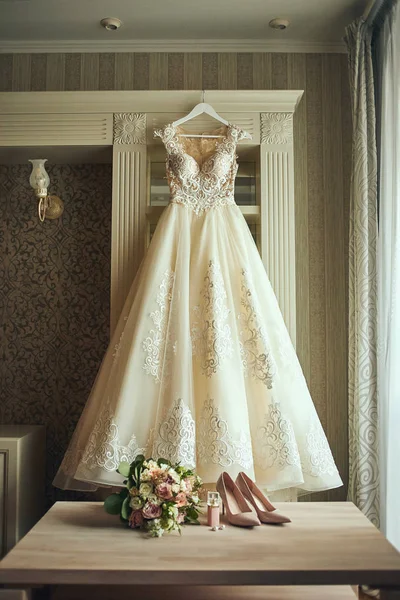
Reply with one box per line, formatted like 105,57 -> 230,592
238,269 -> 277,388
255,402 -> 301,471
143,269 -> 176,383
302,420 -> 338,477
151,398 -> 196,468
191,260 -> 233,377
198,398 -> 253,469
80,401 -> 146,473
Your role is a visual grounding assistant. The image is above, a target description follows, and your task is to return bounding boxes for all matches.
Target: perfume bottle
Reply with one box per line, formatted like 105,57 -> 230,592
207,491 -> 221,528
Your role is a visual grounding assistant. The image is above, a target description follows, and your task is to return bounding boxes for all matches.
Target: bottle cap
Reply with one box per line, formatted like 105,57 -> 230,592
207,491 -> 220,507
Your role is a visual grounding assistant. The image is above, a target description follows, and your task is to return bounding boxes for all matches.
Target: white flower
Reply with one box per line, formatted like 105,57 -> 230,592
140,469 -> 152,482
147,493 -> 161,506
139,482 -> 153,498
168,505 -> 179,519
166,518 -> 176,530
179,480 -> 187,492
168,468 -> 180,483
171,483 -> 180,494
130,496 -> 143,510
191,493 -> 199,504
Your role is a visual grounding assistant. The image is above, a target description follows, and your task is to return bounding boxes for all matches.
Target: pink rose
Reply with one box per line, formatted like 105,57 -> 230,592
177,512 -> 185,524
156,482 -> 173,500
142,502 -> 162,520
129,510 -> 143,529
149,467 -> 164,481
184,478 -> 193,493
175,492 -> 187,508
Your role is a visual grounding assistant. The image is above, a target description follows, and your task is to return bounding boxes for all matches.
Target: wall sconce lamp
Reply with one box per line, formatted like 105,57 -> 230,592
28,159 -> 64,222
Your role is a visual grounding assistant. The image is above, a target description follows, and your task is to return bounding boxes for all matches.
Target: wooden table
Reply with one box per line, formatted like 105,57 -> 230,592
0,502 -> 399,600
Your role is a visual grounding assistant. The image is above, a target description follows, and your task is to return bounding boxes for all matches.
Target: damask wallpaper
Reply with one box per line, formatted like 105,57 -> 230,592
0,163 -> 112,502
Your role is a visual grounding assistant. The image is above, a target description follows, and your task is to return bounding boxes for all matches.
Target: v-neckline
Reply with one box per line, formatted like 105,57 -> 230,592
171,123 -> 232,171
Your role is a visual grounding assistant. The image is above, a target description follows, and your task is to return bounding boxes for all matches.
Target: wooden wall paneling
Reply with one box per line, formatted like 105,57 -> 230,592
12,55 -> 31,91
81,54 -> 100,91
99,53 -> 116,90
133,54 -> 150,90
202,53 -> 218,89
168,54 -> 184,90
46,54 -> 65,91
341,53 -> 351,369
301,54 -> 328,503
149,53 -> 168,90
65,53 -> 81,91
288,53 -> 310,384
322,54 -> 348,501
30,54 -> 47,91
252,53 -> 272,89
184,53 -> 202,90
305,54 -> 327,430
237,53 -> 253,89
271,53 -> 288,89
115,54 -> 134,91
218,53 -> 237,89
0,55 -> 13,92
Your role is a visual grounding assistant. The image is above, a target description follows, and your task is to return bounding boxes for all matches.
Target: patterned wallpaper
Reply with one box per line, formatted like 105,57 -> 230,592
0,164 -> 112,503
0,51 -> 350,501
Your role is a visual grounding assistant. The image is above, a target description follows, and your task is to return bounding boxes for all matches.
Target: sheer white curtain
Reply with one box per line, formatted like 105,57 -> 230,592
377,0 -> 400,551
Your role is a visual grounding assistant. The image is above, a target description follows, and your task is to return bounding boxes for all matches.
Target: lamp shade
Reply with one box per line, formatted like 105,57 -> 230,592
28,159 -> 50,192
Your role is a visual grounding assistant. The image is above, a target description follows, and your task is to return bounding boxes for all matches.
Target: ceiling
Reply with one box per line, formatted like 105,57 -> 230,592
0,0 -> 366,52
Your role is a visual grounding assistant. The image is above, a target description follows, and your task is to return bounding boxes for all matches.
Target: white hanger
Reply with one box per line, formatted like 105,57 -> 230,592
172,92 -> 252,139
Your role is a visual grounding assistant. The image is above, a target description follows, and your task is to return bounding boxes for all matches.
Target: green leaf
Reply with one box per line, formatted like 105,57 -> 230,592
121,496 -> 131,521
135,454 -> 145,464
117,461 -> 131,477
157,458 -> 171,467
119,487 -> 129,499
104,493 -> 123,515
187,507 -> 199,520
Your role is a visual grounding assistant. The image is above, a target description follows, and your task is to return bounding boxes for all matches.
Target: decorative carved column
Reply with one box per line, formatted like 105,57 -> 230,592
260,112 -> 296,346
111,113 -> 147,334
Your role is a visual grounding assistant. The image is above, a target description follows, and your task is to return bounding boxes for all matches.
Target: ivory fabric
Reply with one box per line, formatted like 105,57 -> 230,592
344,19 -> 380,526
53,123 -> 343,494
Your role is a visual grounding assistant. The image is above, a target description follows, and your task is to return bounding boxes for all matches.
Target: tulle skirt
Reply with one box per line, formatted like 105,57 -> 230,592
53,202 -> 343,494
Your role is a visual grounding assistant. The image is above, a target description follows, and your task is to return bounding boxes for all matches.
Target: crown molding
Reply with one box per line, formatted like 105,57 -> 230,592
0,38 -> 347,54
0,90 -> 304,115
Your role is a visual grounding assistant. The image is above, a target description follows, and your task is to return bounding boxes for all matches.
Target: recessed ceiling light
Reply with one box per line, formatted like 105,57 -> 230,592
269,18 -> 290,30
100,17 -> 122,31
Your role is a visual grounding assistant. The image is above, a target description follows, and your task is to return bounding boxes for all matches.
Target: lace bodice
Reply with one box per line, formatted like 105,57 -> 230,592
154,123 -> 247,215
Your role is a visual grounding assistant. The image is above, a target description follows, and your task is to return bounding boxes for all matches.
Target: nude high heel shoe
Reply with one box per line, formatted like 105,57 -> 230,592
216,472 -> 261,527
236,472 -> 291,524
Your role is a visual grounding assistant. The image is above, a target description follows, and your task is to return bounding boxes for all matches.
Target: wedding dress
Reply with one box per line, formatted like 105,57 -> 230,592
54,122 -> 343,493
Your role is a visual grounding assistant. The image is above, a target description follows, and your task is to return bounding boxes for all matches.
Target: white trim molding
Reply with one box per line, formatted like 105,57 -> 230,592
113,113 -> 147,145
0,90 -> 304,116
0,38 -> 347,54
260,112 -> 296,346
111,144 -> 147,332
261,113 -> 293,145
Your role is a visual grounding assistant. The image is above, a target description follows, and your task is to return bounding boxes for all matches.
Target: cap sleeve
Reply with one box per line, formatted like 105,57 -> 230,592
228,123 -> 249,143
153,123 -> 176,150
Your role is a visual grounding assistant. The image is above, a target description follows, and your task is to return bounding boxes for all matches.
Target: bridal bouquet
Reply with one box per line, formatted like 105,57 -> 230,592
104,455 -> 203,537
